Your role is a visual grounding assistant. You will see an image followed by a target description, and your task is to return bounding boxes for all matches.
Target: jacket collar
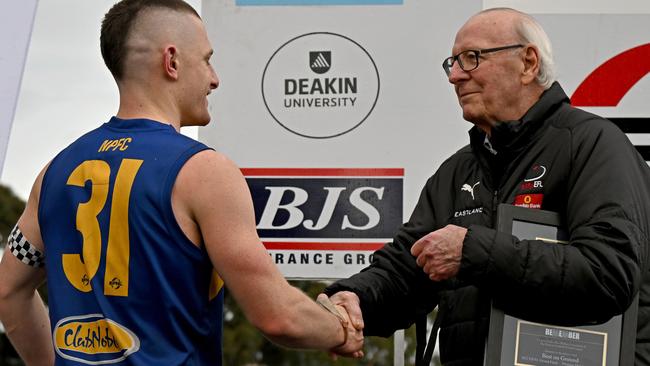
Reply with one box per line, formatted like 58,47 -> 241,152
469,82 -> 569,156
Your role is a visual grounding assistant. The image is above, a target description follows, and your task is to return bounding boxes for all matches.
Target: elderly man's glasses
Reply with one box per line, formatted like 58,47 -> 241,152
442,44 -> 523,76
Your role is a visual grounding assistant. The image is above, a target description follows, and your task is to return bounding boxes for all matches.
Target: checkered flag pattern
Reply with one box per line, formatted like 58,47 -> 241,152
7,225 -> 45,268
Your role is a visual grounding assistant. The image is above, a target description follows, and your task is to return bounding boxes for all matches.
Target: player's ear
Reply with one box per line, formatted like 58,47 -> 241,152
163,46 -> 179,80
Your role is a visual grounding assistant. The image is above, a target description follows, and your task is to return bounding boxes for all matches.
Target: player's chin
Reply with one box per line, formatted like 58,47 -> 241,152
195,116 -> 211,127
198,109 -> 212,126
183,113 -> 211,127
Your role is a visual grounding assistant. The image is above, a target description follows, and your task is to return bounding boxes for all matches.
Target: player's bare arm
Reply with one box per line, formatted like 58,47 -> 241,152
0,165 -> 54,365
172,149 -> 363,353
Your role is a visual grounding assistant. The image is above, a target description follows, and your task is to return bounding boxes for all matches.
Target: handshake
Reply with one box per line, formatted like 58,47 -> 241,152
306,225 -> 468,360
316,292 -> 365,359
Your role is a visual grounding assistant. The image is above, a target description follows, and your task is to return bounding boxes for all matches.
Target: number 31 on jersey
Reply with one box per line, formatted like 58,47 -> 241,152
63,158 -> 143,297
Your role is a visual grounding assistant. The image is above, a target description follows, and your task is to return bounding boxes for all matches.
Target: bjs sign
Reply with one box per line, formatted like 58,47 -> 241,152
242,168 -> 404,278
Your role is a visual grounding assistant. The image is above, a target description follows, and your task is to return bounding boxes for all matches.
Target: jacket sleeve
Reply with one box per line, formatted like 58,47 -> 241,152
324,175 -> 442,337
459,117 -> 649,325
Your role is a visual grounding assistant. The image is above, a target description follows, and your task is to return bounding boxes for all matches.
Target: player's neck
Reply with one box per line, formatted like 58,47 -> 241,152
115,87 -> 181,131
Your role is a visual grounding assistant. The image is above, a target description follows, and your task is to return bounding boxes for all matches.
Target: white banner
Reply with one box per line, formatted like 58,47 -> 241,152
202,0 -> 649,279
0,1 -> 39,175
484,0 -> 650,14
202,0 -> 479,279
537,14 -> 650,162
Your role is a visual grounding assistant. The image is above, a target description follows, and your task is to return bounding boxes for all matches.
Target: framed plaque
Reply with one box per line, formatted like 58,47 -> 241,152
484,204 -> 638,366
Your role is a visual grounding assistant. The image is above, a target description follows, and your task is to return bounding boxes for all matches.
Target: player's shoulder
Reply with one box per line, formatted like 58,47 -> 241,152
184,149 -> 239,172
178,149 -> 245,189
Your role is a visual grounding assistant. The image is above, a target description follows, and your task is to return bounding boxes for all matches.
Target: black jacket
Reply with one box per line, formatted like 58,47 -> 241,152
325,83 -> 650,365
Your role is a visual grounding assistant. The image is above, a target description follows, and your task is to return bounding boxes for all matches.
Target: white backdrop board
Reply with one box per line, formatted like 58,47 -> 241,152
201,0 -> 479,279
201,0 -> 649,279
540,15 -> 650,161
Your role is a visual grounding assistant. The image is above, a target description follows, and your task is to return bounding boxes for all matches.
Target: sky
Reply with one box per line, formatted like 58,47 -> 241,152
0,0 -> 201,201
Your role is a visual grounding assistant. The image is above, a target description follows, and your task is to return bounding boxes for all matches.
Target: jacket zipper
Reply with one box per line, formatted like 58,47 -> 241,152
492,190 -> 499,226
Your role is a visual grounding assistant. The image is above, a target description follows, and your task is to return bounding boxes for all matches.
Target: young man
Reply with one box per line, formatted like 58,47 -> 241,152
0,1 -> 363,364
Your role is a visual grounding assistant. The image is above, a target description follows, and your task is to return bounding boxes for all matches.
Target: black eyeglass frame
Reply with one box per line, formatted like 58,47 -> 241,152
442,44 -> 524,76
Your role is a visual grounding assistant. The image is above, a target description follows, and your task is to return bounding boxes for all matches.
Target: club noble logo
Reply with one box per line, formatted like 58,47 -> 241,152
262,32 -> 380,139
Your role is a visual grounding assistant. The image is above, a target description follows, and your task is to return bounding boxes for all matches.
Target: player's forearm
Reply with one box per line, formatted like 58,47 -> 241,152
0,291 -> 54,366
253,287 -> 346,350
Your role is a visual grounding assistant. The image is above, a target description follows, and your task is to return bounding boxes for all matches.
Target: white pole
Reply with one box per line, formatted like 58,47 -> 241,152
394,329 -> 405,366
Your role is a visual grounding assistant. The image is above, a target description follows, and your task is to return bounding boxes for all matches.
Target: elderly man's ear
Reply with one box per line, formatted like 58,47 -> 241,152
521,45 -> 540,85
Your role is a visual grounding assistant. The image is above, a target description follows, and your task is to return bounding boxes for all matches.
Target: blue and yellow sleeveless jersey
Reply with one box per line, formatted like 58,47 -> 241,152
38,117 -> 224,365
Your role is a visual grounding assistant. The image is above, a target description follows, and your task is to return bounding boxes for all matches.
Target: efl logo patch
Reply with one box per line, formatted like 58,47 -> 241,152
519,164 -> 546,193
53,314 -> 140,364
242,168 -> 403,250
514,194 -> 544,209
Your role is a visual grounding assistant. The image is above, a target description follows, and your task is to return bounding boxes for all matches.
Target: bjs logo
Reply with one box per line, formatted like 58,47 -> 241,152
242,168 -> 403,239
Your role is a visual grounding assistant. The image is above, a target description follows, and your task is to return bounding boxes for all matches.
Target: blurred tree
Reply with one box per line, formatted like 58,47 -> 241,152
0,184 -> 26,365
0,184 -> 25,242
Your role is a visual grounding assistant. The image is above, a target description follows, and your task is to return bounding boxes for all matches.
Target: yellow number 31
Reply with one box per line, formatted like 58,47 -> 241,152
62,159 -> 143,297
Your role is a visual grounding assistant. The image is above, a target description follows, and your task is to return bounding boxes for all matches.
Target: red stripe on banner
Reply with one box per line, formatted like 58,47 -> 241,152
241,168 -> 404,176
571,43 -> 650,107
263,242 -> 385,251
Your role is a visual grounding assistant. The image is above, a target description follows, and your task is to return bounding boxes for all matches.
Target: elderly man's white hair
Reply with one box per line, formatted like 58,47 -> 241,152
481,8 -> 558,89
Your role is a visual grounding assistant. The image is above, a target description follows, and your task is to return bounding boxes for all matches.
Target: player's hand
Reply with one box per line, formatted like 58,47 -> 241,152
331,303 -> 364,358
317,292 -> 364,359
411,224 -> 467,281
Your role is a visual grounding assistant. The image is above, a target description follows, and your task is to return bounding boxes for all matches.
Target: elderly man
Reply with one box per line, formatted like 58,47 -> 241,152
324,7 -> 650,365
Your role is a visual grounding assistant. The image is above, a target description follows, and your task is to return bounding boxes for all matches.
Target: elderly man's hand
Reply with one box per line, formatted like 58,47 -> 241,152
410,224 -> 467,281
317,292 -> 364,359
